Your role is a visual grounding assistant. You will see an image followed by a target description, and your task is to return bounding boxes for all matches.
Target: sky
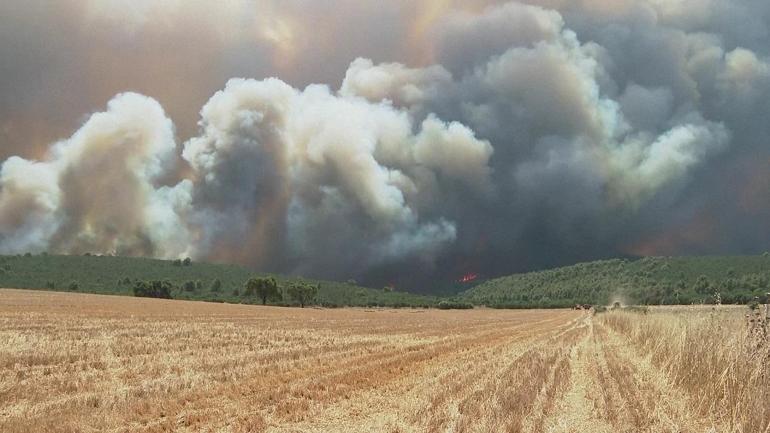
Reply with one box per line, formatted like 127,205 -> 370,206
0,0 -> 768,291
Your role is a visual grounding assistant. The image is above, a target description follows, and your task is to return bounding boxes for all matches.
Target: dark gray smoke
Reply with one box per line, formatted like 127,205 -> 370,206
1,1 -> 768,291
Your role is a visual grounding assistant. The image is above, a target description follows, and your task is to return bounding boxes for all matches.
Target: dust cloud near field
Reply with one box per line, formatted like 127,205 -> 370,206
0,290 -> 767,432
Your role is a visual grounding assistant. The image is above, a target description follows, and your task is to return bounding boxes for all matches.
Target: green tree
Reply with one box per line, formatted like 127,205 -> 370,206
68,281 -> 79,291
210,278 -> 222,292
693,275 -> 711,295
133,280 -> 173,299
182,280 -> 197,292
287,282 -> 318,308
245,277 -> 280,305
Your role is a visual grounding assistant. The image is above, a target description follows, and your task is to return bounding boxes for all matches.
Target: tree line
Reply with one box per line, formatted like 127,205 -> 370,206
461,255 -> 770,308
132,276 -> 320,307
0,254 -> 438,307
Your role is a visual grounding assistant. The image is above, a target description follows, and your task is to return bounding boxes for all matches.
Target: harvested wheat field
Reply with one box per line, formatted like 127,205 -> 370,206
1,289 -> 768,433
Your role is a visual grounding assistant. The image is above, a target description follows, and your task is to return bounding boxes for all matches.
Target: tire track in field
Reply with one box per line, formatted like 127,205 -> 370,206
596,321 -> 725,433
536,314 -> 617,433
522,315 -> 589,433
542,315 -> 724,433
0,296 -> 571,433
17,290 -> 737,433
420,314 -> 582,433
267,312 -> 583,433
451,320 -> 581,433
127,312 -> 573,433
264,313 -> 578,432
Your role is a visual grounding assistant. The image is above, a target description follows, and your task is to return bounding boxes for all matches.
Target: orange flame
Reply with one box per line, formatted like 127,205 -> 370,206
458,273 -> 478,283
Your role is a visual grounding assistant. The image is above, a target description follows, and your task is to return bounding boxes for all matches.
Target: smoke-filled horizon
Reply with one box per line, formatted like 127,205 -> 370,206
1,0 -> 769,290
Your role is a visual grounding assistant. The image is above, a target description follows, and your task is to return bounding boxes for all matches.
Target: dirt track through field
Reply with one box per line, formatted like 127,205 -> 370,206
0,290 -> 725,432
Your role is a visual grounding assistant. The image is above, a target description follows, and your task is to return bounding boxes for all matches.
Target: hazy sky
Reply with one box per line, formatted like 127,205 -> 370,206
1,0 -> 769,290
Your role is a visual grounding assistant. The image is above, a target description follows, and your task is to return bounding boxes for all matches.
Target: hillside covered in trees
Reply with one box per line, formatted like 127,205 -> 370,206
459,255 -> 770,308
1,254 -> 769,308
0,254 -> 436,308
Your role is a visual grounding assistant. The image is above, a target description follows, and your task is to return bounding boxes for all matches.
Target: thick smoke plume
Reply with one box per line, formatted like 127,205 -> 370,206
1,0 -> 769,289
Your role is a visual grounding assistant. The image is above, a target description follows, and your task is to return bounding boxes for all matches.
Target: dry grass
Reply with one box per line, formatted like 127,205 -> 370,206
599,306 -> 770,433
1,289 -> 767,432
0,289 -> 581,432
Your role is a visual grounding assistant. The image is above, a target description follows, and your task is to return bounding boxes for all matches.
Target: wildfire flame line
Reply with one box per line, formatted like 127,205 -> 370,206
458,273 -> 478,283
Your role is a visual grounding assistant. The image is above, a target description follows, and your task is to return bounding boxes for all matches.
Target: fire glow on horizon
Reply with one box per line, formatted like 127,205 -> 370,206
458,273 -> 478,283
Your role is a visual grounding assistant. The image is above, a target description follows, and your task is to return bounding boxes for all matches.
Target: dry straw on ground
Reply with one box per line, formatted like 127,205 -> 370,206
599,306 -> 770,433
0,289 -> 767,432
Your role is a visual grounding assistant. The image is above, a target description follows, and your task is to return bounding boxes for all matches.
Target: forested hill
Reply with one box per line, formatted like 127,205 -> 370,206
2,254 -> 769,308
459,255 -> 770,308
0,254 -> 435,308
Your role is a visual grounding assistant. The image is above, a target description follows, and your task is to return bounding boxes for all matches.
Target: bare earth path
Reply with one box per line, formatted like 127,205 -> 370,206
541,316 -> 722,433
0,289 -> 723,432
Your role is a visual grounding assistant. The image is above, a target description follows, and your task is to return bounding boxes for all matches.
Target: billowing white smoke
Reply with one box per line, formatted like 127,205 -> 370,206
0,93 -> 192,257
180,78 -> 491,273
0,72 -> 493,274
1,0 -> 767,282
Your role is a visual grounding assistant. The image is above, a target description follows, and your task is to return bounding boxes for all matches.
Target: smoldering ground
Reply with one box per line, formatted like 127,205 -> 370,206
1,1 -> 768,291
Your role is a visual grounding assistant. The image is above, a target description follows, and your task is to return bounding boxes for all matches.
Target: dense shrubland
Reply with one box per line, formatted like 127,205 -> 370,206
460,255 -> 770,307
2,253 -> 768,308
0,254 -> 435,307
